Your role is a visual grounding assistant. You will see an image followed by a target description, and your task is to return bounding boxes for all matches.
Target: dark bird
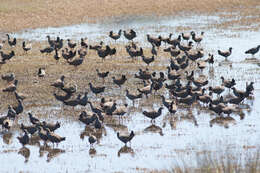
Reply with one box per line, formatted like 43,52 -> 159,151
209,103 -> 223,115
53,48 -> 61,62
78,111 -> 96,125
62,49 -> 76,61
185,50 -> 204,61
22,41 -> 32,53
205,53 -> 214,67
245,45 -> 260,57
15,91 -> 26,101
68,56 -> 84,67
180,59 -> 189,70
1,50 -> 15,62
2,73 -> 15,83
181,32 -> 190,42
36,125 -> 49,145
7,105 -> 17,119
28,112 -> 40,125
137,83 -> 153,98
67,39 -> 77,49
168,101 -> 177,114
176,55 -> 186,65
125,45 -> 143,60
78,91 -> 88,106
171,88 -> 191,98
117,131 -> 135,145
53,92 -> 72,102
123,29 -> 137,41
6,34 -> 16,47
89,41 -> 103,51
134,69 -> 154,81
40,47 -> 54,54
51,75 -> 65,89
209,86 -> 225,97
164,47 -> 180,58
89,83 -> 105,95
231,87 -> 250,98
46,130 -> 66,146
147,35 -> 161,48
197,61 -> 207,71
169,58 -> 180,71
125,89 -> 142,105
96,69 -> 109,83
87,101 -> 103,116
108,47 -> 116,56
167,67 -> 181,81
109,30 -> 122,42
80,38 -> 88,48
112,75 -> 127,88
177,95 -> 197,105
17,130 -> 29,146
191,31 -> 204,46
42,121 -> 61,132
246,82 -> 254,93
63,94 -> 80,107
88,135 -> 97,147
191,77 -> 208,88
161,95 -> 172,109
152,80 -> 163,94
178,41 -> 193,51
143,107 -> 163,123
21,124 -> 37,136
97,45 -> 111,61
218,47 -> 232,60
166,34 -> 181,47
61,83 -> 77,95
142,55 -> 155,66
151,44 -> 157,57
113,104 -> 128,119
46,35 -> 55,47
221,76 -> 236,89
2,79 -> 18,92
103,102 -> 117,115
13,99 -> 23,115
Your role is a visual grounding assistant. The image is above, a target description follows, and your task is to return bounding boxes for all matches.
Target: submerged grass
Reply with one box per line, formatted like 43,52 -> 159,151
172,147 -> 260,173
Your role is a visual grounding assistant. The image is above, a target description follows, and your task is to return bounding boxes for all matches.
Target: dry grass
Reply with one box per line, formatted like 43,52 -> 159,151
0,0 -> 260,32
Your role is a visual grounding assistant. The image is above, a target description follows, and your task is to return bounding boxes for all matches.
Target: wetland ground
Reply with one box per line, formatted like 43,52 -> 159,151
0,1 -> 260,173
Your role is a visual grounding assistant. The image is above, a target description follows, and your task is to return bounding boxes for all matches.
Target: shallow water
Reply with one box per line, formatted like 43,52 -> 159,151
1,14 -> 260,172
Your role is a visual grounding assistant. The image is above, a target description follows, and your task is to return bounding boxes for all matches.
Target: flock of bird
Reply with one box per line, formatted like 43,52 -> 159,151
0,28 -> 258,159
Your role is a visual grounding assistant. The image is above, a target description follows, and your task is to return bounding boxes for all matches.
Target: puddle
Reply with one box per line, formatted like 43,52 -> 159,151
0,14 -> 260,172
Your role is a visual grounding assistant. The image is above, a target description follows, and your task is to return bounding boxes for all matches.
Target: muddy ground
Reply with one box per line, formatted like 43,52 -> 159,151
1,0 -> 260,32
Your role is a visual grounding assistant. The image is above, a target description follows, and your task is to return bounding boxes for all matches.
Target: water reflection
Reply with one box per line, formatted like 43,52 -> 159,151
47,148 -> 65,162
18,147 -> 30,163
209,116 -> 236,128
80,126 -> 105,144
28,135 -> 41,146
117,146 -> 135,157
89,148 -> 97,157
3,132 -> 13,145
143,124 -> 163,136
